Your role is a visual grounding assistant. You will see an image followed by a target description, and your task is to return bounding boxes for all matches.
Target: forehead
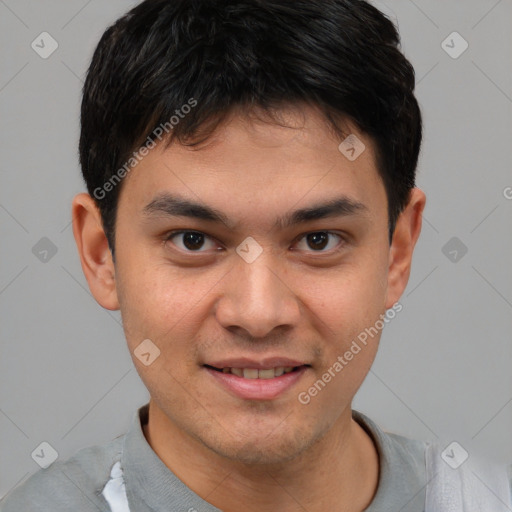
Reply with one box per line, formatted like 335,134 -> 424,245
117,105 -> 386,227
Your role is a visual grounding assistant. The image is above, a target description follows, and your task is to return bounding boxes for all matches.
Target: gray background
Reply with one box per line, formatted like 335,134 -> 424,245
1,0 -> 511,500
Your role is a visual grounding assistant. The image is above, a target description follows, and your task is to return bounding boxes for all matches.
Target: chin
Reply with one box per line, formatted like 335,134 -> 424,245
209,439 -> 305,465
198,422 -> 324,466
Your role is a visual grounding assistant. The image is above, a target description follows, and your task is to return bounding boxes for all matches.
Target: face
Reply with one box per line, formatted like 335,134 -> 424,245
105,106 -> 404,464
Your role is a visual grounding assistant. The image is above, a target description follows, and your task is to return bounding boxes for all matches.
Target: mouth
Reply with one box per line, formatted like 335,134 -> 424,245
204,365 -> 304,379
203,362 -> 310,400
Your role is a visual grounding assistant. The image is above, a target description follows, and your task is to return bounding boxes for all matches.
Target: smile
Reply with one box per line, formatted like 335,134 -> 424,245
205,365 -> 300,379
203,364 -> 310,400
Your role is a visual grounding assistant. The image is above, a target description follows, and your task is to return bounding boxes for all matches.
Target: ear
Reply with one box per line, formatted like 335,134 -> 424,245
71,193 -> 119,310
385,187 -> 426,309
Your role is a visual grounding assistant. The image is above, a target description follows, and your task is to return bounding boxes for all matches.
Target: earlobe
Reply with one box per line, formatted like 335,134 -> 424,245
71,193 -> 120,310
385,187 -> 426,309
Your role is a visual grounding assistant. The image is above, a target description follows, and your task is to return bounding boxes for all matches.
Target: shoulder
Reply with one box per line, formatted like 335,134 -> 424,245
384,429 -> 428,466
0,435 -> 125,512
424,440 -> 512,510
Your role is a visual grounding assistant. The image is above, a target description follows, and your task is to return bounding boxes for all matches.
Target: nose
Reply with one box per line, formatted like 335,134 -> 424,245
214,248 -> 301,340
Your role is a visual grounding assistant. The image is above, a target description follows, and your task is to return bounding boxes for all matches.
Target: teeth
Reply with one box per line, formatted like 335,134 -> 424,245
243,368 -> 259,379
258,368 -> 276,380
231,367 -> 243,377
220,366 -> 296,378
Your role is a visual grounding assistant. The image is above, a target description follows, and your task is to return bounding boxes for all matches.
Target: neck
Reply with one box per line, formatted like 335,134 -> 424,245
143,400 -> 379,512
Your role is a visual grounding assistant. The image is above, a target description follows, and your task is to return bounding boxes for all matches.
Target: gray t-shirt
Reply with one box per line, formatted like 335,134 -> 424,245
0,403 -> 507,511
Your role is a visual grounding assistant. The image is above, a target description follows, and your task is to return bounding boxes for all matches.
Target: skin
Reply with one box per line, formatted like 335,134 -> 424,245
72,104 -> 425,512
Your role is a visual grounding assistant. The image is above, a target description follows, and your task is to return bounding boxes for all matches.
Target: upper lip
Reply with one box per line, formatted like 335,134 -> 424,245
204,357 -> 309,370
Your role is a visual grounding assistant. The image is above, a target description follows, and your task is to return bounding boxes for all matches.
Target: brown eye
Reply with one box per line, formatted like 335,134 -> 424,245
164,231 -> 219,252
306,232 -> 329,250
294,232 -> 344,252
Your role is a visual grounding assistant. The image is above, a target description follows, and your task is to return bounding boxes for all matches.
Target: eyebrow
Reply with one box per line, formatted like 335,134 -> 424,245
142,192 -> 368,230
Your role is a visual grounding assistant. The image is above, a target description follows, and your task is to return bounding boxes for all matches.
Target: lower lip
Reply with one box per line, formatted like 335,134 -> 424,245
205,367 -> 308,400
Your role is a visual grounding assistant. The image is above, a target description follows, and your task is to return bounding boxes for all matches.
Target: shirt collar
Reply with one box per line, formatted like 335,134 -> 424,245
121,403 -> 426,511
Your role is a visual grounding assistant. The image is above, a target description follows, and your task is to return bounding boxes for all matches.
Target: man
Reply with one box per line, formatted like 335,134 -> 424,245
1,0 -> 510,511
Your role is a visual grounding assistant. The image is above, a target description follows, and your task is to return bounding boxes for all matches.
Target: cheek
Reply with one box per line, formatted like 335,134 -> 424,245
115,254 -> 221,356
297,260 -> 387,392
115,262 -> 204,402
304,262 -> 387,331
297,271 -> 384,411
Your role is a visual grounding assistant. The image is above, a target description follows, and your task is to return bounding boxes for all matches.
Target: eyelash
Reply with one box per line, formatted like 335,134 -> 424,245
162,230 -> 347,254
